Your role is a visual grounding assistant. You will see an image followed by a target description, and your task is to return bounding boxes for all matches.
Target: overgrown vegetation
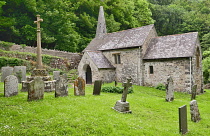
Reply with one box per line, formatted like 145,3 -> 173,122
101,86 -> 134,94
155,83 -> 166,91
0,82 -> 209,135
0,49 -> 70,72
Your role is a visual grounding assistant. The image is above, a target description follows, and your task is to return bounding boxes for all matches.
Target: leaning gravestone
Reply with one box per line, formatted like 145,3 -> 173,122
55,74 -> 68,97
166,76 -> 174,102
113,77 -> 132,113
28,77 -> 44,101
190,100 -> 201,122
4,75 -> 18,97
53,71 -> 60,81
1,66 -> 14,82
74,77 -> 85,96
179,105 -> 188,134
191,85 -> 197,100
14,66 -> 26,83
93,80 -> 102,95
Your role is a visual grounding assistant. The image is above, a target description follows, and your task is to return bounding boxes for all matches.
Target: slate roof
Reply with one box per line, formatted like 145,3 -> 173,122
84,24 -> 154,51
87,51 -> 115,69
143,32 -> 198,60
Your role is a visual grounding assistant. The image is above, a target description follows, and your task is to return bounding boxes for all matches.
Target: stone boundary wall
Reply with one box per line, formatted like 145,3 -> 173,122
10,45 -> 82,69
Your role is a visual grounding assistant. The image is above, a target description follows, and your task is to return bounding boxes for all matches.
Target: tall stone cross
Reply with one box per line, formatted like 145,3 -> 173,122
34,15 -> 43,69
121,77 -> 132,102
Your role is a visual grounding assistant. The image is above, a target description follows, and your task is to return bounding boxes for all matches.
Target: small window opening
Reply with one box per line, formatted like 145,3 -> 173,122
149,66 -> 153,74
113,54 -> 121,64
196,48 -> 200,68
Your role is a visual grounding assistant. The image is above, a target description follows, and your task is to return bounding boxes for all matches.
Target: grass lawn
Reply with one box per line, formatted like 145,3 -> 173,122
0,82 -> 210,136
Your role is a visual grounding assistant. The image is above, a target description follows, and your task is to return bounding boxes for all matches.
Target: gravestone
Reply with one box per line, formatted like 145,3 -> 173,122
179,105 -> 188,134
74,77 -> 85,96
55,74 -> 68,97
4,75 -> 18,97
93,80 -> 102,95
190,100 -> 201,122
114,80 -> 117,87
113,77 -> 132,113
166,76 -> 174,102
191,85 -> 197,100
14,66 -> 26,83
28,77 -> 44,101
1,66 -> 14,82
53,71 -> 60,81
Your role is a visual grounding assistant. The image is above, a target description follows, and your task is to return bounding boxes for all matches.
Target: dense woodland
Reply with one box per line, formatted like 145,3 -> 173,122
1,0 -> 210,82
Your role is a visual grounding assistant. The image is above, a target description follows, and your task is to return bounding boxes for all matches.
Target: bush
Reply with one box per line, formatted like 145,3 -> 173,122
0,41 -> 14,50
101,86 -> 134,94
155,83 -> 166,91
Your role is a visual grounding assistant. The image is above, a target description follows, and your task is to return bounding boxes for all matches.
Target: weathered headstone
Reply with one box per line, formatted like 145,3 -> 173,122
4,75 -> 18,97
179,105 -> 188,134
53,71 -> 60,81
28,77 -> 44,101
191,85 -> 197,100
166,76 -> 174,102
74,77 -> 85,96
93,80 -> 102,95
14,66 -> 26,83
190,100 -> 201,122
55,74 -> 68,97
113,77 -> 132,113
1,66 -> 14,82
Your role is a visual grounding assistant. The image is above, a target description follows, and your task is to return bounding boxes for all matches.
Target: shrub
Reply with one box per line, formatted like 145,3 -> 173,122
155,83 -> 166,91
101,86 -> 134,94
0,41 -> 14,50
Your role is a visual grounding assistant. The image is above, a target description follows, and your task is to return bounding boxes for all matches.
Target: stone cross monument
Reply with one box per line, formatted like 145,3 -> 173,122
121,77 -> 132,102
113,77 -> 132,113
34,15 -> 43,69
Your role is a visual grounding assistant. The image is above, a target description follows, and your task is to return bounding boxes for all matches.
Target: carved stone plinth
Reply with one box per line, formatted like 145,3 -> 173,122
112,100 -> 132,113
31,69 -> 48,76
21,76 -> 55,92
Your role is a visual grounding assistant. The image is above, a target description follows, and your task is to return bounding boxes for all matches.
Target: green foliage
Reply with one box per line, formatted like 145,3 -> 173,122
0,41 -> 14,50
0,56 -> 29,68
155,83 -> 166,91
101,86 -> 133,94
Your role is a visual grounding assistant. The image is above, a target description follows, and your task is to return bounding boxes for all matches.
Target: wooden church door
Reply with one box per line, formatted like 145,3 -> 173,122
86,65 -> 92,84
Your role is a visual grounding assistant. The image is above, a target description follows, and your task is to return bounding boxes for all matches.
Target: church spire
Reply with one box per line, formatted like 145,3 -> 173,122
96,6 -> 107,38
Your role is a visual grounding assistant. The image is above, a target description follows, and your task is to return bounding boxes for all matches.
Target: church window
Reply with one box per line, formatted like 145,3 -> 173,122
149,66 -> 153,74
113,53 -> 121,64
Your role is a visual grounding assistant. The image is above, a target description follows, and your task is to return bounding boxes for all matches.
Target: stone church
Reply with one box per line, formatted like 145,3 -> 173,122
78,6 -> 203,93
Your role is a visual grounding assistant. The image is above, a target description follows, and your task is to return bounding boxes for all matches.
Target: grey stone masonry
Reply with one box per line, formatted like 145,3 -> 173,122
190,100 -> 201,122
4,75 -> 18,97
14,66 -> 26,83
53,71 -> 60,81
28,77 -> 44,101
55,74 -> 68,97
1,66 -> 14,82
166,76 -> 174,102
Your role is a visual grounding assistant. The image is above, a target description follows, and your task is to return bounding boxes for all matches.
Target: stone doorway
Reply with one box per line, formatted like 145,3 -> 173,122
86,65 -> 92,84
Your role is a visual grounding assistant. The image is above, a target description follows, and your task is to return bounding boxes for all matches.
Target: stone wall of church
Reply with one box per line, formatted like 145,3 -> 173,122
78,52 -> 115,83
102,48 -> 142,84
143,58 -> 192,93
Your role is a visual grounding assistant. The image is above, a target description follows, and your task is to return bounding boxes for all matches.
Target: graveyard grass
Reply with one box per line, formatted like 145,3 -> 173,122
0,82 -> 210,136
